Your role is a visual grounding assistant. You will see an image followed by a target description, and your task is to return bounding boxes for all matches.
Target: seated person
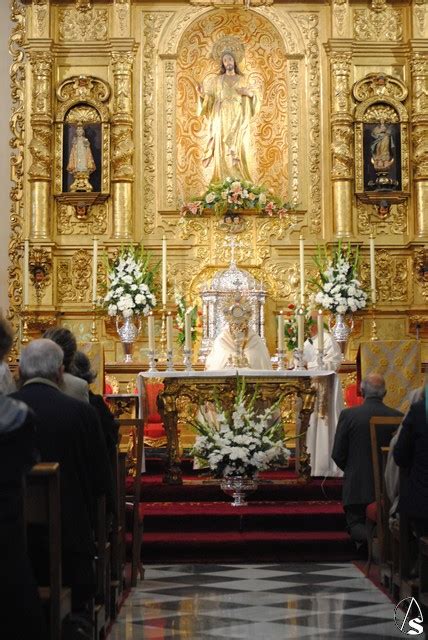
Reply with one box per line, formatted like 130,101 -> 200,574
43,326 -> 89,402
303,312 -> 342,371
205,295 -> 272,370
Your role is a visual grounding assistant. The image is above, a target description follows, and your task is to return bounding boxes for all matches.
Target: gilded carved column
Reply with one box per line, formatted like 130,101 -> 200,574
329,50 -> 353,238
410,53 -> 428,239
28,51 -> 53,241
111,51 -> 135,240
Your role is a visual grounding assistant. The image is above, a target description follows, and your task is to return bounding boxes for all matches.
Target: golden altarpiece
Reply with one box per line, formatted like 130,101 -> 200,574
7,0 -> 428,404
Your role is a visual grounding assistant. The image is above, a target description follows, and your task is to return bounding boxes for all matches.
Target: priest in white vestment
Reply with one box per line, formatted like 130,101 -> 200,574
205,294 -> 272,371
303,331 -> 342,372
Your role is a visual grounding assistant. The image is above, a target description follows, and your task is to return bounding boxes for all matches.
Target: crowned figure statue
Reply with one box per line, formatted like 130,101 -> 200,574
205,293 -> 272,370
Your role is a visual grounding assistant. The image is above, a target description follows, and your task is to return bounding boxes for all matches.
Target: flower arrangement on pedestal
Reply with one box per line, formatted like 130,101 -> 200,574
283,303 -> 315,351
102,245 -> 158,318
191,377 -> 290,480
174,292 -> 200,345
180,177 -> 294,219
311,241 -> 367,315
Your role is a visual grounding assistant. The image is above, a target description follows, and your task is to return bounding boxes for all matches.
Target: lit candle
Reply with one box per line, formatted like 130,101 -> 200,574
297,309 -> 304,351
317,309 -> 324,352
277,310 -> 284,351
166,312 -> 173,351
92,237 -> 98,304
299,235 -> 305,306
148,312 -> 155,351
162,235 -> 167,306
184,308 -> 192,351
369,234 -> 376,305
23,239 -> 29,306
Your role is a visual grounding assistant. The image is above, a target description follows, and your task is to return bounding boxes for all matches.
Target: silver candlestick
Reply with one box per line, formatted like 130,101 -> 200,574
276,349 -> 285,371
293,348 -> 305,370
183,348 -> 193,371
316,348 -> 326,370
148,349 -> 157,373
166,349 -> 174,372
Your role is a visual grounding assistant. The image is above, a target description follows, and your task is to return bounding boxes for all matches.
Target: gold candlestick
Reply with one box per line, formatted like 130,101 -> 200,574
370,303 -> 379,342
158,305 -> 167,363
21,305 -> 30,344
90,303 -> 98,343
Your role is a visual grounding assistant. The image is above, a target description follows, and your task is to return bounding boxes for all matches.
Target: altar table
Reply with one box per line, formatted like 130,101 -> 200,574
137,369 -> 344,485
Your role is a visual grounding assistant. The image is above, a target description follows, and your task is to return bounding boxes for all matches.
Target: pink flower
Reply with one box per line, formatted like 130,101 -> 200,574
265,201 -> 276,216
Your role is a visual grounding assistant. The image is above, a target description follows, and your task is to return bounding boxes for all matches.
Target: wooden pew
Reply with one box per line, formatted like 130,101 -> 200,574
109,446 -> 126,618
93,494 -> 111,640
25,463 -> 71,640
391,469 -> 418,600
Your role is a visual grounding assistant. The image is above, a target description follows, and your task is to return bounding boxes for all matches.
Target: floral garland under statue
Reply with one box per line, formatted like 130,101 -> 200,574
311,241 -> 367,357
191,377 -> 290,506
102,245 -> 158,362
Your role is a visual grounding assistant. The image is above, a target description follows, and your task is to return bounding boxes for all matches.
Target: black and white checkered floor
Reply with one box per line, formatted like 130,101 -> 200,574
109,563 -> 424,639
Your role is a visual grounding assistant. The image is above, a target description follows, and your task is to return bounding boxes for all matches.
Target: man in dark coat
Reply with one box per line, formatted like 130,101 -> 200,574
11,338 -> 113,615
332,373 -> 403,543
394,388 -> 428,536
0,318 -> 46,640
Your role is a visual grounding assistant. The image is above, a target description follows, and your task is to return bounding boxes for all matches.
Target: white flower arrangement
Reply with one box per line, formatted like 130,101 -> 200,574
103,245 -> 158,318
191,378 -> 290,478
312,241 -> 367,315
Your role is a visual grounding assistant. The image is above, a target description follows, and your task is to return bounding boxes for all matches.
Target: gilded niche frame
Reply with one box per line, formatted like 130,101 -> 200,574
54,75 -> 111,212
353,73 -> 409,202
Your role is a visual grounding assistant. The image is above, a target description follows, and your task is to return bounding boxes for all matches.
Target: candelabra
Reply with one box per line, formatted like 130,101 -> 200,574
370,304 -> 379,341
90,303 -> 98,343
293,347 -> 305,370
276,349 -> 285,371
148,349 -> 157,373
21,306 -> 30,344
183,347 -> 193,371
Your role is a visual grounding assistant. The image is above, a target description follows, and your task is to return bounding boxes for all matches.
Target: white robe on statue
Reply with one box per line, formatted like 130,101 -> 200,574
303,332 -> 342,372
205,328 -> 272,371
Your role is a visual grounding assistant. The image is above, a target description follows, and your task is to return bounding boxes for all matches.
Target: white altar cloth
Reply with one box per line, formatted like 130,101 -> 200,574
138,369 -> 344,478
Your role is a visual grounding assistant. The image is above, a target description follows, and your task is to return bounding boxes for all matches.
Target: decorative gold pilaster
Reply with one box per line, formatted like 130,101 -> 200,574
111,51 -> 135,240
328,50 -> 353,238
28,51 -> 53,241
410,53 -> 428,239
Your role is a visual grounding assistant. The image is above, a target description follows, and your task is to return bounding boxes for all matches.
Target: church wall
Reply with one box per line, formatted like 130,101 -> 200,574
7,0 -> 428,364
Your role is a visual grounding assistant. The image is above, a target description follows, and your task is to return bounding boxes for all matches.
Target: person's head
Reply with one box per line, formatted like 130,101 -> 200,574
71,351 -> 96,385
0,316 -> 13,362
360,373 -> 386,399
76,124 -> 84,136
220,52 -> 240,75
43,327 -> 77,372
19,339 -> 64,384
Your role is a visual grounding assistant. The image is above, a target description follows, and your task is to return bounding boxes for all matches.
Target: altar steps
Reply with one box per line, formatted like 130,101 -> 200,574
127,461 -> 356,563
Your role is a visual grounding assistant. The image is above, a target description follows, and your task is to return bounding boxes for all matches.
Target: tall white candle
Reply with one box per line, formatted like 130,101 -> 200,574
162,235 -> 167,306
297,310 -> 304,351
148,313 -> 155,351
92,238 -> 98,303
277,310 -> 284,351
23,239 -> 29,306
184,309 -> 192,351
299,235 -> 305,306
166,312 -> 173,351
369,234 -> 376,305
317,309 -> 324,352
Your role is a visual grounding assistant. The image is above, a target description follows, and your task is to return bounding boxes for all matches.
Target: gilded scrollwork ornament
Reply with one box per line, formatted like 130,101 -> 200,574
57,203 -> 108,236
331,125 -> 354,180
414,247 -> 428,299
57,249 -> 92,304
354,0 -> 403,41
29,247 -> 52,305
333,0 -> 348,36
58,5 -> 108,42
375,250 -> 408,303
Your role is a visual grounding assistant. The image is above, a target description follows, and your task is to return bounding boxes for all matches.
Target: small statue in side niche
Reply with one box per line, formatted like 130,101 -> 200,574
67,123 -> 96,192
